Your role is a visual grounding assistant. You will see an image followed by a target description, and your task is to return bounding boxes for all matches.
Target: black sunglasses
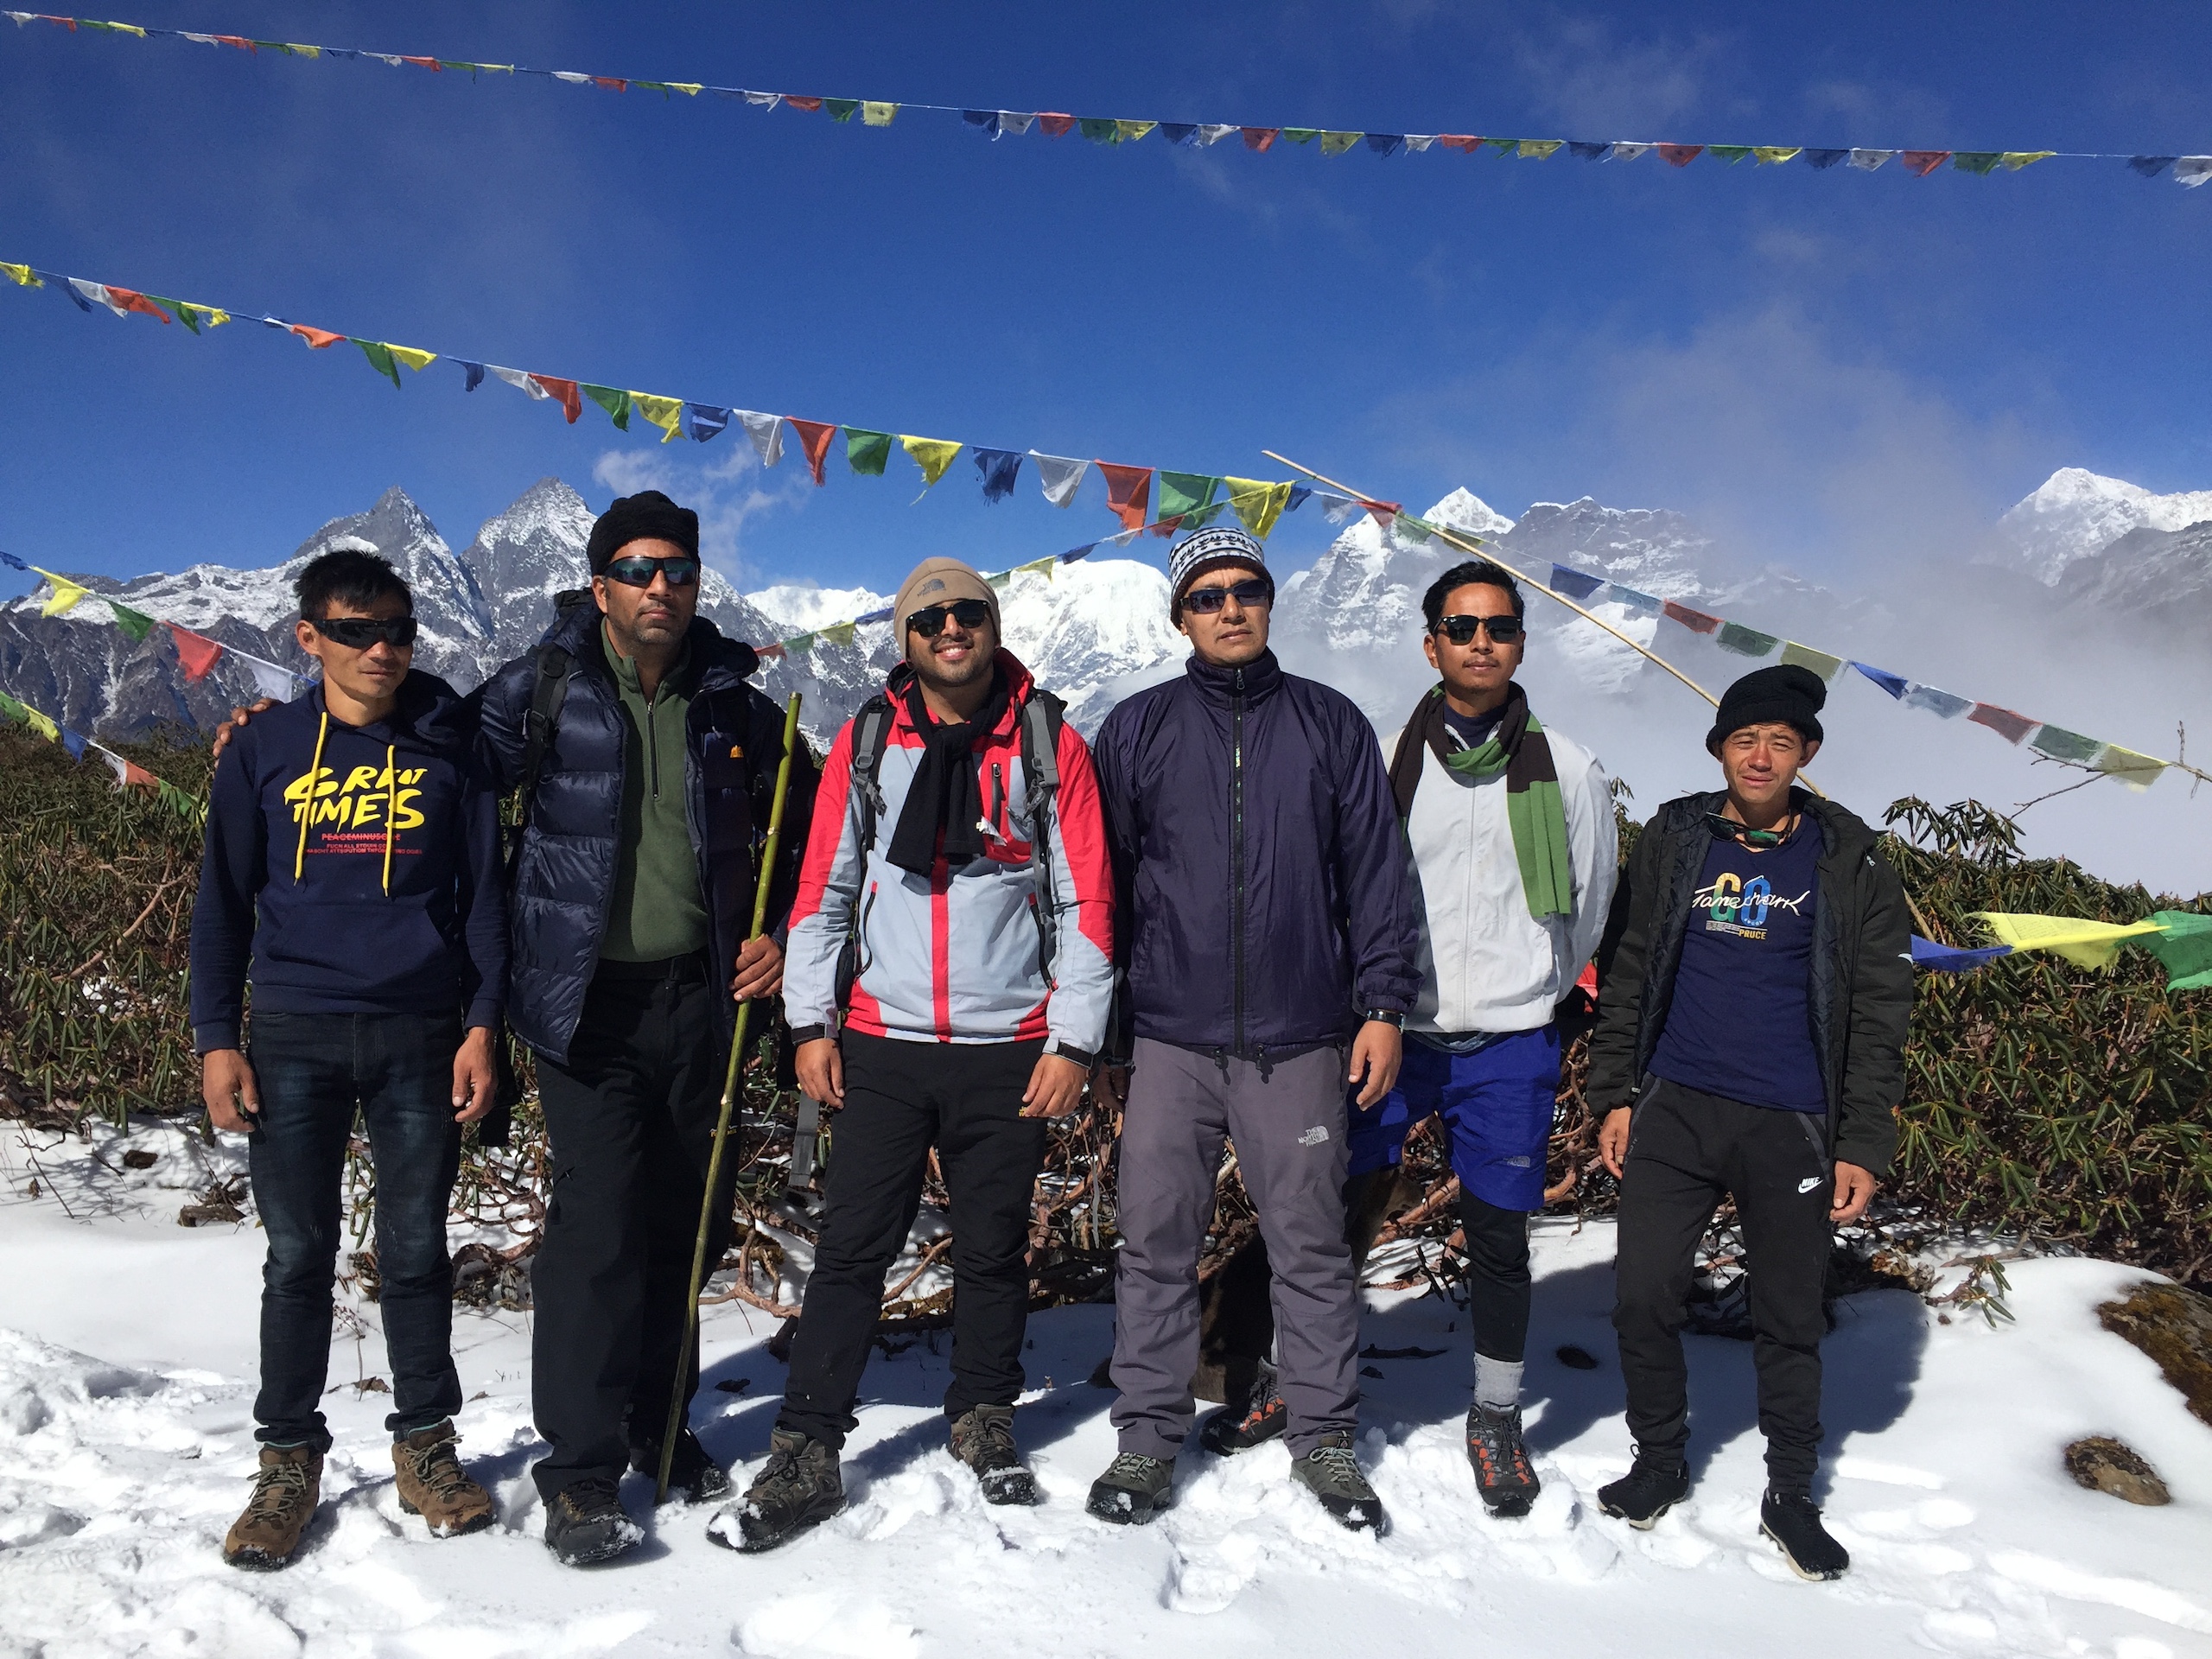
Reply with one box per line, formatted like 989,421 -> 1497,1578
602,553 -> 700,588
907,598 -> 992,638
1434,613 -> 1523,645
1703,810 -> 1795,849
307,614 -> 417,650
1182,578 -> 1273,614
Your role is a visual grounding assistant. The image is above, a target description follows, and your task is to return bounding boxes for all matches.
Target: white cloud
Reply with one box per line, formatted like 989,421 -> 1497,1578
589,443 -> 811,582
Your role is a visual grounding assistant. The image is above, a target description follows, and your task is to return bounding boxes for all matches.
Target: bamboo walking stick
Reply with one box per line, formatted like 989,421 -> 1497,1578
658,690 -> 804,1502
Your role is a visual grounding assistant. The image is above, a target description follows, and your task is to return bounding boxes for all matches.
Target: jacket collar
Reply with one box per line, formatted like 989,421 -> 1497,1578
883,648 -> 1036,741
305,668 -> 468,756
1675,785 -> 1875,861
1182,646 -> 1282,708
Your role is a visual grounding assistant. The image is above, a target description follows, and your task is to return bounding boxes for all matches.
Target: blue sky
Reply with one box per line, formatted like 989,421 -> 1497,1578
3,1 -> 2209,596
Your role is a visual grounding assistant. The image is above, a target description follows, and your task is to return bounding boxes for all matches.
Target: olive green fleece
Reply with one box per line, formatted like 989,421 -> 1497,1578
599,623 -> 709,962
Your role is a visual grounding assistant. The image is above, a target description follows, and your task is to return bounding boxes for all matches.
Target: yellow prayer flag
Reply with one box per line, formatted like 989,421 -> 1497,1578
1019,556 -> 1057,578
2001,151 -> 2056,170
33,566 -> 87,617
287,43 -> 320,59
2094,744 -> 2168,791
1752,147 -> 1802,164
1319,131 -> 1362,156
1224,478 -> 1292,539
24,707 -> 57,742
819,621 -> 858,648
1517,139 -> 1563,159
1778,641 -> 1844,681
1116,120 -> 1157,143
386,344 -> 437,372
632,393 -> 686,442
899,436 -> 963,487
861,101 -> 899,127
671,83 -> 703,96
1,264 -> 40,288
105,21 -> 148,36
1974,912 -> 2166,971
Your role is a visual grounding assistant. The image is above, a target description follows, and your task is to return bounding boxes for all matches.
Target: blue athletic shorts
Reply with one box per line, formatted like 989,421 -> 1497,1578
1346,1024 -> 1562,1212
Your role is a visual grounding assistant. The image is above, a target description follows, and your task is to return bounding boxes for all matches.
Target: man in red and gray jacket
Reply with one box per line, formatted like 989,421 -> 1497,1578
719,556 -> 1114,1553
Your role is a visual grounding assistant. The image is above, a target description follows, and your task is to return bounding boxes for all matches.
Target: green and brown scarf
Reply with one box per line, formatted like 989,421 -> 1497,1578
1388,682 -> 1573,919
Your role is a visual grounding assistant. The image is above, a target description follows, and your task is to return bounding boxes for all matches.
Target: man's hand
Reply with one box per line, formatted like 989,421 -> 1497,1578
452,1026 -> 498,1125
1347,1020 -> 1403,1109
730,935 -> 785,1002
210,698 -> 277,761
1020,1052 -> 1089,1119
794,1037 -> 844,1106
1831,1160 -> 1878,1224
201,1049 -> 261,1135
1090,1063 -> 1128,1116
1599,1106 -> 1633,1179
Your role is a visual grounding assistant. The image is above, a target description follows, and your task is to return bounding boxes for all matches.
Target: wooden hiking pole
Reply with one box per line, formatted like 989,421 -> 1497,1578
1262,449 -> 1831,800
658,690 -> 804,1503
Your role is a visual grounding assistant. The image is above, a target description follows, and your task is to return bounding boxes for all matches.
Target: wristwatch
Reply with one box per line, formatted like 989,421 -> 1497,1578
1045,1039 -> 1098,1068
1362,1009 -> 1406,1029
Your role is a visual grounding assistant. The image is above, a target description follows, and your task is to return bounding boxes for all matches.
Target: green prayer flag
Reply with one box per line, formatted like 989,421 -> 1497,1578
1116,120 -> 1157,143
148,295 -> 193,333
2030,724 -> 2101,764
1281,128 -> 1321,145
1156,472 -> 1222,522
823,98 -> 861,123
1485,137 -> 1519,156
819,621 -> 857,647
582,385 -> 631,429
1395,513 -> 1433,544
0,690 -> 24,722
844,428 -> 892,475
354,339 -> 402,388
107,601 -> 156,643
1717,621 -> 1780,658
785,632 -> 817,654
986,570 -> 1012,590
2142,911 -> 2212,992
1078,117 -> 1121,144
1319,130 -> 1363,156
2001,151 -> 2056,170
1709,145 -> 1752,165
1953,152 -> 2004,175
632,79 -> 670,95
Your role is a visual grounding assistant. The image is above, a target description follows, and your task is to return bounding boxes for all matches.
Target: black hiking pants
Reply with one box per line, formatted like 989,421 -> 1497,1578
777,1032 -> 1048,1450
530,953 -> 734,1499
1612,1077 -> 1834,1491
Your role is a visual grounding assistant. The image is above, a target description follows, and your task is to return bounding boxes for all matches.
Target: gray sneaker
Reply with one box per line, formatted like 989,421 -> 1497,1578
1290,1433 -> 1386,1534
709,1429 -> 845,1554
1086,1452 -> 1174,1525
949,1405 -> 1037,1507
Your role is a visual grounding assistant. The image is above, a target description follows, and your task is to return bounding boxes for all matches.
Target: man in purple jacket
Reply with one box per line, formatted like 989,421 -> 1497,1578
1085,525 -> 1421,1533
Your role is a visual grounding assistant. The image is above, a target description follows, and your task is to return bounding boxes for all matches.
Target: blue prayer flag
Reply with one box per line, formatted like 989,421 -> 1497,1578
1548,564 -> 1605,601
1567,141 -> 1610,161
2128,156 -> 2178,179
1802,149 -> 1850,169
854,607 -> 894,625
47,274 -> 92,311
454,358 -> 486,391
59,728 -> 87,761
973,448 -> 1023,503
1911,937 -> 2012,974
1366,133 -> 1406,157
0,551 -> 26,570
1852,662 -> 1911,700
1287,484 -> 1312,511
1060,544 -> 1097,564
686,404 -> 731,442
963,110 -> 999,137
1161,124 -> 1199,146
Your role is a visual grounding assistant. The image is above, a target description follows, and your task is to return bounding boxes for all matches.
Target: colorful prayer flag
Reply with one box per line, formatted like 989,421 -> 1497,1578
973,448 -> 1022,502
632,393 -> 684,442
1708,145 -> 1752,165
685,404 -> 730,442
245,657 -> 297,702
1852,662 -> 1910,700
1974,912 -> 2165,971
1952,152 -> 2003,175
1224,478 -> 1291,537
1967,702 -> 2037,745
1517,139 -> 1563,159
2094,744 -> 2168,790
1848,149 -> 1894,170
861,101 -> 897,126
2141,912 -> 2212,992
289,323 -> 346,349
166,621 -> 223,681
1096,463 -> 1153,531
1717,622 -> 1780,658
1242,127 -> 1279,151
1030,452 -> 1087,508
35,568 -> 87,616
1657,144 -> 1703,167
1547,565 -> 1605,602
1752,147 -> 1802,164
1156,472 -> 1222,523
2003,151 -> 2056,171
2029,723 -> 2101,764
530,373 -> 583,423
900,436 -> 962,487
1779,642 -> 1844,681
739,410 -> 785,467
823,99 -> 860,123
107,600 -> 155,642
844,428 -> 892,475
582,385 -> 631,429
355,339 -> 402,386
1900,150 -> 1951,177
1662,601 -> 1721,634
787,419 -> 837,485
1319,131 -> 1362,156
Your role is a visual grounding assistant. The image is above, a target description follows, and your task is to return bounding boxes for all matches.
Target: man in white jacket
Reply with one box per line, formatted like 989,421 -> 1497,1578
1367,556 -> 1615,1516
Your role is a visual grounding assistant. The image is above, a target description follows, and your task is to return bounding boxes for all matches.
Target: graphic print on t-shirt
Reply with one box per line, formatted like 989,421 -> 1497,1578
282,760 -> 429,859
1694,868 -> 1810,941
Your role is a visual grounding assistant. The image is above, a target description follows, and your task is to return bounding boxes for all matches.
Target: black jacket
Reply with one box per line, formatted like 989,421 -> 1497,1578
1588,788 -> 1912,1177
475,602 -> 817,1065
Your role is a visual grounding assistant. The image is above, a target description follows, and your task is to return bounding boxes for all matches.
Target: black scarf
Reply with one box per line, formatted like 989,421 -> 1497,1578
884,665 -> 1012,877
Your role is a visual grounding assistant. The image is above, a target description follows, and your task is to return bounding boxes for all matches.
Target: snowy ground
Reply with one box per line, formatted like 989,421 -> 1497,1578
2,1120 -> 2209,1659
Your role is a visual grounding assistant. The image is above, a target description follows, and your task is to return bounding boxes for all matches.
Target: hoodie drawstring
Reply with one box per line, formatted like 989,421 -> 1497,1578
293,710 -> 330,882
382,741 -> 397,895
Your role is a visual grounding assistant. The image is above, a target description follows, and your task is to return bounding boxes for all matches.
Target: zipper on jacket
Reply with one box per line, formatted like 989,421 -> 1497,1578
646,693 -> 661,800
1231,666 -> 1247,1058
992,762 -> 1006,836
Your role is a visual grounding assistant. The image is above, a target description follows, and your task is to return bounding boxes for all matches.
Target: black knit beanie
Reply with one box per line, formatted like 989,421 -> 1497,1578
587,490 -> 698,573
1707,664 -> 1827,754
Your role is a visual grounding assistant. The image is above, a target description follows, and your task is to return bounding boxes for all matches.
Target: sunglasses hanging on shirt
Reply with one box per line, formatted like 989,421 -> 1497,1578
306,614 -> 418,650
1703,811 -> 1796,849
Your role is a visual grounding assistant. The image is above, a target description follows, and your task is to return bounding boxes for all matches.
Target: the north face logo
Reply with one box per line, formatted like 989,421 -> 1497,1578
1299,1126 -> 1330,1147
918,576 -> 946,595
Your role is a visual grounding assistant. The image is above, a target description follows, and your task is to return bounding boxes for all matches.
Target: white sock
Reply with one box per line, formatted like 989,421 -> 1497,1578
1474,1352 -> 1522,1412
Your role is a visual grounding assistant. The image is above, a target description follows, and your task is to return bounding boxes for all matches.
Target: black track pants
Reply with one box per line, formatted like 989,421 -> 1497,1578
1611,1077 -> 1834,1490
1458,1192 -> 1533,1364
777,1032 -> 1047,1450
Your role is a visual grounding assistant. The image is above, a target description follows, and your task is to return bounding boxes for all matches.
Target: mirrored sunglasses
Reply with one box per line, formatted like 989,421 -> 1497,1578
308,614 -> 417,650
602,554 -> 700,588
1182,578 -> 1273,614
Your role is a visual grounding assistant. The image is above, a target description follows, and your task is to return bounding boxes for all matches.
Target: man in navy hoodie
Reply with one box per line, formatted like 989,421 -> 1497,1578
193,546 -> 507,1572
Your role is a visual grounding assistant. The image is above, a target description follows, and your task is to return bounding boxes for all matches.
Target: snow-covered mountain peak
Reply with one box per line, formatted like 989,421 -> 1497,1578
1424,487 -> 1515,539
1995,467 -> 2212,583
747,582 -> 893,635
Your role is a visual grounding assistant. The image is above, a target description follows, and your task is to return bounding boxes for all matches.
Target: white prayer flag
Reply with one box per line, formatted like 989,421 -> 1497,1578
738,410 -> 785,468
1030,453 -> 1088,509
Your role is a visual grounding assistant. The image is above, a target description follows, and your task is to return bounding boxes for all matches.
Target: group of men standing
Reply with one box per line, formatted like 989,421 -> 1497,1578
191,489 -> 1910,1585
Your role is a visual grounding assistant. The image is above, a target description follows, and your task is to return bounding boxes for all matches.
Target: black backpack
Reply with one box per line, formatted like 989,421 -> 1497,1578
835,688 -> 1067,1004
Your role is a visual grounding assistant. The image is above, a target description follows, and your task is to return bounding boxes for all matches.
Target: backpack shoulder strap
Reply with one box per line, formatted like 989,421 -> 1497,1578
848,694 -> 895,853
1019,690 -> 1067,984
507,643 -> 571,861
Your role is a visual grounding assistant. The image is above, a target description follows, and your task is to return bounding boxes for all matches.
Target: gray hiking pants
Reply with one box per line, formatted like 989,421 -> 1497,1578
1109,1039 -> 1360,1459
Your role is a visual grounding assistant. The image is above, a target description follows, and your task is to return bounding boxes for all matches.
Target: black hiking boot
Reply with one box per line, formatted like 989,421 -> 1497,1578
1289,1433 -> 1386,1535
1465,1402 -> 1541,1518
543,1477 -> 642,1567
1086,1452 -> 1174,1525
709,1429 -> 845,1554
949,1405 -> 1038,1506
1597,1449 -> 1689,1529
1199,1360 -> 1287,1457
1761,1487 -> 1850,1580
630,1427 -> 733,1505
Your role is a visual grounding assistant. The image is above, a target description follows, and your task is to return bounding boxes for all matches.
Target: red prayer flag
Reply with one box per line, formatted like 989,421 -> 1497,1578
1241,128 -> 1279,152
401,55 -> 441,70
1967,702 -> 2037,746
1096,463 -> 1153,532
289,324 -> 346,349
1360,497 -> 1402,528
1437,135 -> 1483,152
102,285 -> 172,324
756,643 -> 786,662
1662,601 -> 1721,634
786,419 -> 838,486
213,35 -> 254,51
1901,150 -> 1950,177
527,374 -> 583,423
46,15 -> 78,29
1037,112 -> 1075,138
594,77 -> 627,92
785,96 -> 824,113
1656,144 -> 1703,168
167,622 -> 225,682
1150,514 -> 1184,538
124,759 -> 157,789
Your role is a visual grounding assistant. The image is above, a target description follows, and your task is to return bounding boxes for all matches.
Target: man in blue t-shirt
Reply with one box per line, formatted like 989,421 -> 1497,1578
1586,664 -> 1912,1583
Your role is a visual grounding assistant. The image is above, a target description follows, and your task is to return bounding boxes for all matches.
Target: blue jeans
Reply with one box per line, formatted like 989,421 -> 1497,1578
245,1010 -> 465,1449
1348,1025 -> 1563,1211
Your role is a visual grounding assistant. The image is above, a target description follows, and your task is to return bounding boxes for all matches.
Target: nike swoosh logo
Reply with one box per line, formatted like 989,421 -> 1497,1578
1797,1177 -> 1821,1194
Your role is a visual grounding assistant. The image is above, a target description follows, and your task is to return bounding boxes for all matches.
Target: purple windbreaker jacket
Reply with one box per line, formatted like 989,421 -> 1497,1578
1090,649 -> 1420,1060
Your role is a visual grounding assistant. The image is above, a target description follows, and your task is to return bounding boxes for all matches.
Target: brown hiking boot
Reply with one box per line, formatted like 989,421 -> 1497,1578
392,1419 -> 496,1537
223,1443 -> 323,1571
